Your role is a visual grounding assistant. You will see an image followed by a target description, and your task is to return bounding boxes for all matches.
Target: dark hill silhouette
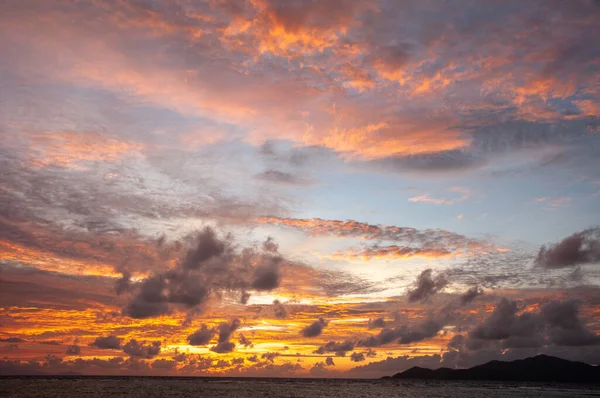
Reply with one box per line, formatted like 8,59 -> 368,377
388,355 -> 600,382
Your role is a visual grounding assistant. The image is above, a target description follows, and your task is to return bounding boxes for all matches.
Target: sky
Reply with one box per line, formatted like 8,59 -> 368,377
0,0 -> 600,378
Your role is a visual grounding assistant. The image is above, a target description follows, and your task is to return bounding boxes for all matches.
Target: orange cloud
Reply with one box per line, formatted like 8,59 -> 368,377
326,245 -> 454,262
26,132 -> 144,169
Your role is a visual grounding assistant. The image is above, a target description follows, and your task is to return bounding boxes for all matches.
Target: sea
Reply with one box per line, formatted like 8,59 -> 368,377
1,377 -> 599,398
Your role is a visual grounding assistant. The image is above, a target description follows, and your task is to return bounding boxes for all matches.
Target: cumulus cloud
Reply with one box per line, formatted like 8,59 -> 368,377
210,319 -> 240,354
300,318 -> 328,338
181,227 -> 227,270
535,228 -> 600,268
469,298 -> 542,348
368,317 -> 386,329
313,340 -> 355,356
541,300 -> 600,346
325,357 -> 335,367
123,230 -> 284,318
359,314 -> 449,348
91,336 -> 121,350
187,325 -> 214,346
115,271 -> 132,296
350,352 -> 365,362
406,269 -> 448,302
459,286 -> 484,305
261,352 -> 280,362
238,334 -> 253,348
469,298 -> 600,348
251,257 -> 281,291
122,339 -> 161,359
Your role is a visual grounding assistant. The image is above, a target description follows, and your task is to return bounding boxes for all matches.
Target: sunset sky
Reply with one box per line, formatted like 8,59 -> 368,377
1,0 -> 600,378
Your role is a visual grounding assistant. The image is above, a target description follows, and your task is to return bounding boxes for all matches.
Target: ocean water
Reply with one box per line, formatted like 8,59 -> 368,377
1,378 -> 599,398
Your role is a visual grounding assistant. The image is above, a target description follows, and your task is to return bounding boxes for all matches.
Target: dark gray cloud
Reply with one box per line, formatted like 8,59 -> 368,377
469,298 -> 543,348
0,338 -> 25,343
368,317 -> 386,329
65,345 -> 81,355
187,325 -> 214,346
469,298 -> 600,349
300,318 -> 328,337
459,286 -> 484,305
541,299 -> 600,346
210,341 -> 236,354
251,257 -> 281,291
122,339 -> 161,359
181,227 -> 227,270
313,340 -> 355,356
535,228 -> 600,268
261,352 -> 280,362
359,310 -> 451,348
238,334 -> 253,348
115,271 -> 132,296
123,275 -> 170,319
91,335 -> 121,350
325,357 -> 335,367
406,269 -> 448,303
350,352 -> 365,362
210,319 -> 240,354
123,231 -> 284,318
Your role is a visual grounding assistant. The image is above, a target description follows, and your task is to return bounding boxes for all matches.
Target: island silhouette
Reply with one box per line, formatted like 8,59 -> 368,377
385,355 -> 600,382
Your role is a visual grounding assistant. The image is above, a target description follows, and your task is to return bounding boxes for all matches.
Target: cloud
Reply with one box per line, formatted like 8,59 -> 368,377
313,340 -> 355,356
187,325 -> 214,346
0,338 -> 26,343
359,317 -> 446,347
256,216 -> 492,255
535,228 -> 600,268
122,339 -> 161,359
325,357 -> 335,367
469,298 -> 543,347
459,286 -> 484,305
91,336 -> 121,350
65,345 -> 81,356
254,170 -> 314,186
408,187 -> 472,206
180,227 -> 227,270
406,269 -> 449,303
238,334 -> 253,348
328,245 -> 453,262
350,352 -> 365,362
115,271 -> 132,296
152,359 -> 177,370
261,352 -> 280,362
368,317 -> 386,329
541,300 -> 600,346
300,318 -> 328,337
469,298 -> 600,348
272,299 -> 287,319
251,257 -> 281,291
123,230 -> 284,318
210,319 -> 240,354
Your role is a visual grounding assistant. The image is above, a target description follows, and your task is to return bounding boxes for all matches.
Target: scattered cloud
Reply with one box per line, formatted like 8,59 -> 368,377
535,228 -> 600,268
300,318 -> 328,338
